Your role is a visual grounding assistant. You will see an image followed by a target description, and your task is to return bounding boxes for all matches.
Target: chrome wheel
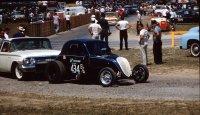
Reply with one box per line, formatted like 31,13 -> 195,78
190,42 -> 200,57
99,67 -> 116,87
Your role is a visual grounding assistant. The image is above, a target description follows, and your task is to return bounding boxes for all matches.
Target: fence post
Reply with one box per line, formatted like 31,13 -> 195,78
171,32 -> 175,48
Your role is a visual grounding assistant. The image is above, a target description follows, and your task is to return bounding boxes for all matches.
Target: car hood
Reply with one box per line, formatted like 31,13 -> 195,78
12,49 -> 60,58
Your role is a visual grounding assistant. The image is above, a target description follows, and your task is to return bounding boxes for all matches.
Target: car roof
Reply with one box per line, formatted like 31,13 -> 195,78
3,37 -> 49,42
67,38 -> 105,44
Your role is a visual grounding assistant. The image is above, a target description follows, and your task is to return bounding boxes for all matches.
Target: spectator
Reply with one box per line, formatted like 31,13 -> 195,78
151,20 -> 163,64
46,11 -> 51,20
0,28 -> 3,46
65,12 -> 71,31
115,16 -> 131,50
29,11 -> 34,22
13,26 -> 25,38
53,12 -> 60,34
138,23 -> 150,65
88,18 -> 102,40
91,15 -> 98,23
98,13 -> 111,45
136,10 -> 142,35
170,9 -> 177,25
3,27 -> 10,39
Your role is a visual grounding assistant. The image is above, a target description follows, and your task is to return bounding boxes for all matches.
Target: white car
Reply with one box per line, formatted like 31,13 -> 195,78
154,5 -> 167,14
0,37 -> 60,80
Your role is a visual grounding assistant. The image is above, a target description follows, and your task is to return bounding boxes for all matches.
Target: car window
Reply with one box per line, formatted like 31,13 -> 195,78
86,42 -> 111,56
11,39 -> 52,51
1,42 -> 10,52
68,43 -> 85,56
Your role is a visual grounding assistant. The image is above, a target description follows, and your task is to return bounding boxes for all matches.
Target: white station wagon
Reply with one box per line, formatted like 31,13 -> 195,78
0,37 -> 60,80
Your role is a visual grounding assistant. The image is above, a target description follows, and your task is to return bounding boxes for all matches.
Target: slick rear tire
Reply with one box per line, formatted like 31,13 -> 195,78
132,64 -> 149,83
99,67 -> 117,87
45,61 -> 66,84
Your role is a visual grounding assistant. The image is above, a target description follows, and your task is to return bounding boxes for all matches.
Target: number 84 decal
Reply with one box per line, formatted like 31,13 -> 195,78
71,63 -> 85,74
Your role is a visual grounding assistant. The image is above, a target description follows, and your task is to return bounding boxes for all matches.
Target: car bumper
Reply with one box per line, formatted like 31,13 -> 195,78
19,62 -> 48,73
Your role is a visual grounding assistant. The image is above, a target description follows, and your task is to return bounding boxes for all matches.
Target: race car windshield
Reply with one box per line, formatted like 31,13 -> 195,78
86,42 -> 111,56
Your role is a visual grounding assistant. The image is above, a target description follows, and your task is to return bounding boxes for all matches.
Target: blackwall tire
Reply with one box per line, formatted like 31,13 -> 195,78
190,42 -> 200,57
132,64 -> 149,83
99,67 -> 117,87
45,61 -> 66,84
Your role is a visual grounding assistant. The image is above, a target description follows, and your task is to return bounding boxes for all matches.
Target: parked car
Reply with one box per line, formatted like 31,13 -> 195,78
11,10 -> 25,21
0,37 -> 60,80
154,5 -> 167,14
105,12 -> 119,25
116,8 -> 127,17
151,15 -> 170,31
45,39 -> 149,87
180,26 -> 199,57
176,9 -> 199,23
124,5 -> 136,15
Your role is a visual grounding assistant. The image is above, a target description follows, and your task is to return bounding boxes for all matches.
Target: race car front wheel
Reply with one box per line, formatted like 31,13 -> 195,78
190,42 -> 199,57
99,67 -> 117,87
132,64 -> 149,83
45,61 -> 66,84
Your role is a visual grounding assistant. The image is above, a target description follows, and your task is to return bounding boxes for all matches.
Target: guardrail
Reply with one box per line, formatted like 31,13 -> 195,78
170,31 -> 188,48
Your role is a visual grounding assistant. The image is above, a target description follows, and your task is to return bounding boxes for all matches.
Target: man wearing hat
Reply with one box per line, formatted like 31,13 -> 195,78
88,18 -> 102,40
136,10 -> 142,35
13,26 -> 25,38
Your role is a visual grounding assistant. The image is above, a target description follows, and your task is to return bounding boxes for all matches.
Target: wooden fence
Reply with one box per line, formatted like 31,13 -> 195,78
25,13 -> 92,37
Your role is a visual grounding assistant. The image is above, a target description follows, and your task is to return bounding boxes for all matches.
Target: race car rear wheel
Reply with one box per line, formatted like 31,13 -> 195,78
45,61 -> 66,84
99,67 -> 117,87
132,64 -> 149,83
190,42 -> 199,57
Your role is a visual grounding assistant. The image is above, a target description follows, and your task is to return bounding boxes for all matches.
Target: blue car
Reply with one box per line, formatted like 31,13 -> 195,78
45,39 -> 149,87
180,26 -> 199,57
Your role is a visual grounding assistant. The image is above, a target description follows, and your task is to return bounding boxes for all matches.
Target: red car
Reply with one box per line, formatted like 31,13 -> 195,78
116,8 -> 126,17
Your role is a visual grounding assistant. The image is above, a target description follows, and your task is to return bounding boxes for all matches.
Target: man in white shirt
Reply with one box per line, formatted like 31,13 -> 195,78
170,9 -> 177,25
88,18 -> 102,40
65,13 -> 71,31
3,28 -> 10,40
115,16 -> 131,50
53,12 -> 60,33
136,10 -> 142,35
138,23 -> 149,65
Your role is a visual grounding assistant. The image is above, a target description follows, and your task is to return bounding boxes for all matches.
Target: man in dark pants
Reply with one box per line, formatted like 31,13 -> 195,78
151,20 -> 163,64
98,13 -> 110,45
115,16 -> 131,50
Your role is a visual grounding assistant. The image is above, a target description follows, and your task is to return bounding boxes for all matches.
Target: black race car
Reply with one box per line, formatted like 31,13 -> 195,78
45,39 -> 149,87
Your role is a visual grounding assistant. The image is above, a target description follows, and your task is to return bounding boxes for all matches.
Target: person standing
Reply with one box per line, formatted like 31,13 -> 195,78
152,20 -> 163,64
88,18 -> 102,40
53,12 -> 60,34
3,27 -> 10,39
138,23 -> 149,65
115,16 -> 131,50
98,13 -> 110,45
13,26 -> 25,38
65,13 -> 71,31
136,10 -> 142,35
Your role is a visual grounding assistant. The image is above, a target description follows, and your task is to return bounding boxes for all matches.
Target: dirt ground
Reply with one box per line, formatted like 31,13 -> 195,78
0,48 -> 199,115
